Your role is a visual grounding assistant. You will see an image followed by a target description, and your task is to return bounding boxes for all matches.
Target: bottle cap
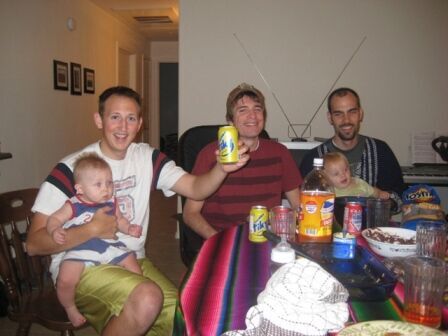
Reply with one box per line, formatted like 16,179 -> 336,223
313,157 -> 324,166
271,245 -> 295,264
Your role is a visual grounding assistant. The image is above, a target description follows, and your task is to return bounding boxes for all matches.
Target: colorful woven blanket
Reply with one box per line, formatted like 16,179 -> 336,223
175,224 -> 446,335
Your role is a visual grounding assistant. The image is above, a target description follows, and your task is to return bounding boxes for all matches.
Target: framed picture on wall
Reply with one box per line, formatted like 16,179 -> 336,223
70,63 -> 82,95
53,60 -> 69,91
83,68 -> 95,94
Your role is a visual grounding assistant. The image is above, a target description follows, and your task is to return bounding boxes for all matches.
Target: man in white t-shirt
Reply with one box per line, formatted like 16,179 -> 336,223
26,86 -> 249,336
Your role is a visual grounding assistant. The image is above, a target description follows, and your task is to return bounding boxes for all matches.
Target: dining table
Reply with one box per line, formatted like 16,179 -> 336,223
174,223 -> 447,335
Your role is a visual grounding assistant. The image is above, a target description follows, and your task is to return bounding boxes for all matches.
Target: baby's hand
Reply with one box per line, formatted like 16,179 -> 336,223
378,191 -> 390,199
52,227 -> 67,244
128,224 -> 142,238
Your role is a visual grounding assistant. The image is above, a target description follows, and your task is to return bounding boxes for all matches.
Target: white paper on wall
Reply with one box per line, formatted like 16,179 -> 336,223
411,131 -> 448,164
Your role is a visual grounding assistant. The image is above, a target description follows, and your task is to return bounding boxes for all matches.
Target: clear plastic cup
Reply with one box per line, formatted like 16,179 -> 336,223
269,206 -> 296,241
403,256 -> 445,328
416,221 -> 447,260
366,198 -> 391,228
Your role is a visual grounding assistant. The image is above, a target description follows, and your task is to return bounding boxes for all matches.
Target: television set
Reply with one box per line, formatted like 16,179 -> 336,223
280,141 -> 322,168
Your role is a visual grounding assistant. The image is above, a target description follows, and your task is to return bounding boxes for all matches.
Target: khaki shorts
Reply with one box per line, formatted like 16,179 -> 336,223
75,258 -> 177,335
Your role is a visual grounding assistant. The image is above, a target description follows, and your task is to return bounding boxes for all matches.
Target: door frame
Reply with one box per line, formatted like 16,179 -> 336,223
115,41 -> 145,141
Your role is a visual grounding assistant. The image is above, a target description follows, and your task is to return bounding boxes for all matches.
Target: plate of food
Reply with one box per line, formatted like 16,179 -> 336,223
338,320 -> 445,335
362,227 -> 416,258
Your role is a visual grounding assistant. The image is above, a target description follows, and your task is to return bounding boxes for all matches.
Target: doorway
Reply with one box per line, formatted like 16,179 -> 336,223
149,53 -> 178,150
159,63 -> 179,161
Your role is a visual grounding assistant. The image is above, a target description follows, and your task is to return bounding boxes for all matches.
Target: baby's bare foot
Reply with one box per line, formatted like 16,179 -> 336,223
66,306 -> 86,327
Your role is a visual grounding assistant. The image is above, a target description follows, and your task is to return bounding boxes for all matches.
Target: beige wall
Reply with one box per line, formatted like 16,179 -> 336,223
179,0 -> 448,165
1,0 -> 447,193
0,0 -> 149,192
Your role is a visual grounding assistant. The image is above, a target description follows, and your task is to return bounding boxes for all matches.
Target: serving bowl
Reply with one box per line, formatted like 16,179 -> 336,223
361,227 -> 416,258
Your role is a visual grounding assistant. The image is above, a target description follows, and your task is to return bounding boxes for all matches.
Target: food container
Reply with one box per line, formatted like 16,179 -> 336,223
361,227 -> 416,258
332,232 -> 356,259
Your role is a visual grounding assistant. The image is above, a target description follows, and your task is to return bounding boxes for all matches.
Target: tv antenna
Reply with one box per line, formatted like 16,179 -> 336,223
234,33 -> 367,141
300,36 -> 367,139
233,33 -> 301,140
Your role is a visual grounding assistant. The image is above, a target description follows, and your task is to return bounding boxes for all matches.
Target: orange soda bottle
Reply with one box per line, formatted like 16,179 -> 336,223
298,158 -> 335,243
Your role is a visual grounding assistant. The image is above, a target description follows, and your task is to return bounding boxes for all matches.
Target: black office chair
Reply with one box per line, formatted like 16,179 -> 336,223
177,125 -> 269,267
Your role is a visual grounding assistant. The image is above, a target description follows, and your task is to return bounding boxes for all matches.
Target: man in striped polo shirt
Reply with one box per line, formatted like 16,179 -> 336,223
183,83 -> 302,239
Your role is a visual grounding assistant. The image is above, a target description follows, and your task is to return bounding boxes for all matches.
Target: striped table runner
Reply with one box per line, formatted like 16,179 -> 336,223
175,224 -> 446,335
178,224 -> 270,335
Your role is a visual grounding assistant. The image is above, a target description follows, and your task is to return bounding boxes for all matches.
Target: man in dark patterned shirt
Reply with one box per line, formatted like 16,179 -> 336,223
300,87 -> 405,200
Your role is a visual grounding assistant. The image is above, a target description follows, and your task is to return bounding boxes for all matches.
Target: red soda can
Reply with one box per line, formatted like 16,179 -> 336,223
343,202 -> 363,236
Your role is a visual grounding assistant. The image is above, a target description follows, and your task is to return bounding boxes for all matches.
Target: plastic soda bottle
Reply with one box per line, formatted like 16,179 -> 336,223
298,157 -> 335,243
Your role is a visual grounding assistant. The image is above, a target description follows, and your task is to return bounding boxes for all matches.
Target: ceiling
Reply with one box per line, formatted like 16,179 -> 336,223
90,0 -> 179,41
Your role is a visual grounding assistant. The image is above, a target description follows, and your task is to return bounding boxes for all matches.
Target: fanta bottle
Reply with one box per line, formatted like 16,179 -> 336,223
298,158 -> 335,243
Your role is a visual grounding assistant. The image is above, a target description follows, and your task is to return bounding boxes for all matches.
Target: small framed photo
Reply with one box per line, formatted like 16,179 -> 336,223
70,62 -> 82,95
53,60 -> 68,91
83,68 -> 95,94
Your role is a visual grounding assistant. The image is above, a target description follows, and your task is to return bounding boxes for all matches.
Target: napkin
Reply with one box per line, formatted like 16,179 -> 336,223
222,258 -> 349,336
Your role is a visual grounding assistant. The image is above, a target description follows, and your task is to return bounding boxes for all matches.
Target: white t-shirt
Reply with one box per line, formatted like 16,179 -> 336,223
32,141 -> 186,280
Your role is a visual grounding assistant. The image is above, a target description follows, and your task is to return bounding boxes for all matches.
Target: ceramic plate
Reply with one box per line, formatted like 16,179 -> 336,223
338,320 -> 445,335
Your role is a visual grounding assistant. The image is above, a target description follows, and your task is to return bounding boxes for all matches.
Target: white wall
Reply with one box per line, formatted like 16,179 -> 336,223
0,0 -> 148,192
179,0 -> 448,166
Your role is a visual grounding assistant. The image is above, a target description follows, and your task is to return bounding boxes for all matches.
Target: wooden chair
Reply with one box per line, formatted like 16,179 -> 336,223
0,188 -> 84,336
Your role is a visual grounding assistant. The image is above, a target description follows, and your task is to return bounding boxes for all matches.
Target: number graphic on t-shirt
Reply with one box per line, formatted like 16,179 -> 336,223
117,195 -> 135,222
114,176 -> 137,222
